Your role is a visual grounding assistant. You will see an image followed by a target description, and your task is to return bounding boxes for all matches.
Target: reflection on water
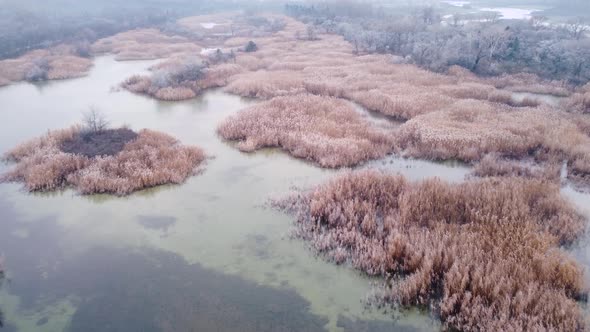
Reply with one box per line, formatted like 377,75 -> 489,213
0,56 -> 476,331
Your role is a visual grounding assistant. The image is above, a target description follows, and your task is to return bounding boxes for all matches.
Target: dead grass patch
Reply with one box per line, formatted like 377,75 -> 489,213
0,45 -> 92,84
471,154 -> 561,182
276,170 -> 586,331
91,29 -> 201,61
217,94 -> 394,168
1,126 -> 205,195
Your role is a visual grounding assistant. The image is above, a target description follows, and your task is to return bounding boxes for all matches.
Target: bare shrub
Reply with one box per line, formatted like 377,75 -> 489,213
277,170 -> 586,331
121,59 -> 206,101
1,127 -> 205,195
82,107 -> 109,133
217,94 -> 394,167
24,58 -> 50,82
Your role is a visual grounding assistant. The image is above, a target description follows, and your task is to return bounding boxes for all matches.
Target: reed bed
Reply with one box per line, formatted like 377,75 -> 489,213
275,170 -> 586,331
217,94 -> 394,168
122,60 -> 242,101
471,154 -> 561,182
113,13 -> 590,183
0,45 -> 92,84
91,28 -> 201,61
1,126 -> 205,195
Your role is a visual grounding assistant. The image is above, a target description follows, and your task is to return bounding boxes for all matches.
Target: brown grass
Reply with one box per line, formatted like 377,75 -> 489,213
1,126 -> 205,195
471,154 -> 561,182
122,59 -> 243,101
112,13 -> 590,185
91,28 -> 201,61
0,45 -> 92,84
395,100 -> 590,163
563,88 -> 590,114
217,94 -> 395,168
276,170 -> 586,331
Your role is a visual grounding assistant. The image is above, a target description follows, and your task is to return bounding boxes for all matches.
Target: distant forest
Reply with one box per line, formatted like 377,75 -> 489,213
286,1 -> 590,85
0,0 -> 280,60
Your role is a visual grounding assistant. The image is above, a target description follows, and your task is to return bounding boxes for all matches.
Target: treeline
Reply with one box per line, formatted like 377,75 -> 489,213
0,8 -> 175,59
285,3 -> 590,85
0,0 -> 273,60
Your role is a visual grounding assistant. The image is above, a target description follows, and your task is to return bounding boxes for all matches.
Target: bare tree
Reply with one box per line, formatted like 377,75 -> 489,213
530,15 -> 548,30
83,107 -> 109,133
482,12 -> 500,24
564,17 -> 589,40
306,25 -> 317,41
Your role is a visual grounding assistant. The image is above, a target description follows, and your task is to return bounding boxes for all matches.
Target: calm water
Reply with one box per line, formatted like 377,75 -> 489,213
0,56 -> 585,331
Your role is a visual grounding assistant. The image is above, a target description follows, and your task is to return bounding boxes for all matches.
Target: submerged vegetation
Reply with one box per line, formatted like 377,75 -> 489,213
1,121 -> 205,195
274,170 -> 587,331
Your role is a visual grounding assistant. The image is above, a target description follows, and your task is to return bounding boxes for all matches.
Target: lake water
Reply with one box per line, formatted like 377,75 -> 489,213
0,56 -> 475,331
479,7 -> 540,20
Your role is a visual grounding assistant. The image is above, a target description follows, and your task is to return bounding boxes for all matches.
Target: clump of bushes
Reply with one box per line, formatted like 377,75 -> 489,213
1,122 -> 205,195
123,59 -> 242,101
123,60 -> 205,101
24,58 -> 50,82
217,94 -> 394,167
244,41 -> 258,52
0,45 -> 93,85
275,170 -> 587,331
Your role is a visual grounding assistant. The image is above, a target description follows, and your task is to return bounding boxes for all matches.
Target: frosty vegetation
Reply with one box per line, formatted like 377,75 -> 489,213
285,3 -> 590,85
0,122 -> 205,195
274,170 -> 587,331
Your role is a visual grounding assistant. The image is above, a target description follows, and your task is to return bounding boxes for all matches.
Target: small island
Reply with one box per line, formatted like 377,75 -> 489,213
1,110 -> 205,195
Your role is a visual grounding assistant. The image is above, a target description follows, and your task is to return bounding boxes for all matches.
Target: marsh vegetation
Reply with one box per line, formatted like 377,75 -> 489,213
0,0 -> 589,331
0,113 -> 205,195
274,170 -> 586,331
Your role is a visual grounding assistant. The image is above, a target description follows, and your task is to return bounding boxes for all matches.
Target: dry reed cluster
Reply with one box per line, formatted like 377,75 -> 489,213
471,154 -> 561,182
91,29 -> 202,61
393,100 -> 590,185
0,44 -> 92,85
1,126 -> 205,195
111,13 -> 590,185
123,60 -> 243,101
563,84 -> 590,114
217,94 -> 395,167
275,170 -> 586,331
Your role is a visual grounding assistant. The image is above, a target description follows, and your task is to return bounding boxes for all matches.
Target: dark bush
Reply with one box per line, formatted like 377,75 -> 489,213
60,128 -> 138,157
245,41 -> 258,52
